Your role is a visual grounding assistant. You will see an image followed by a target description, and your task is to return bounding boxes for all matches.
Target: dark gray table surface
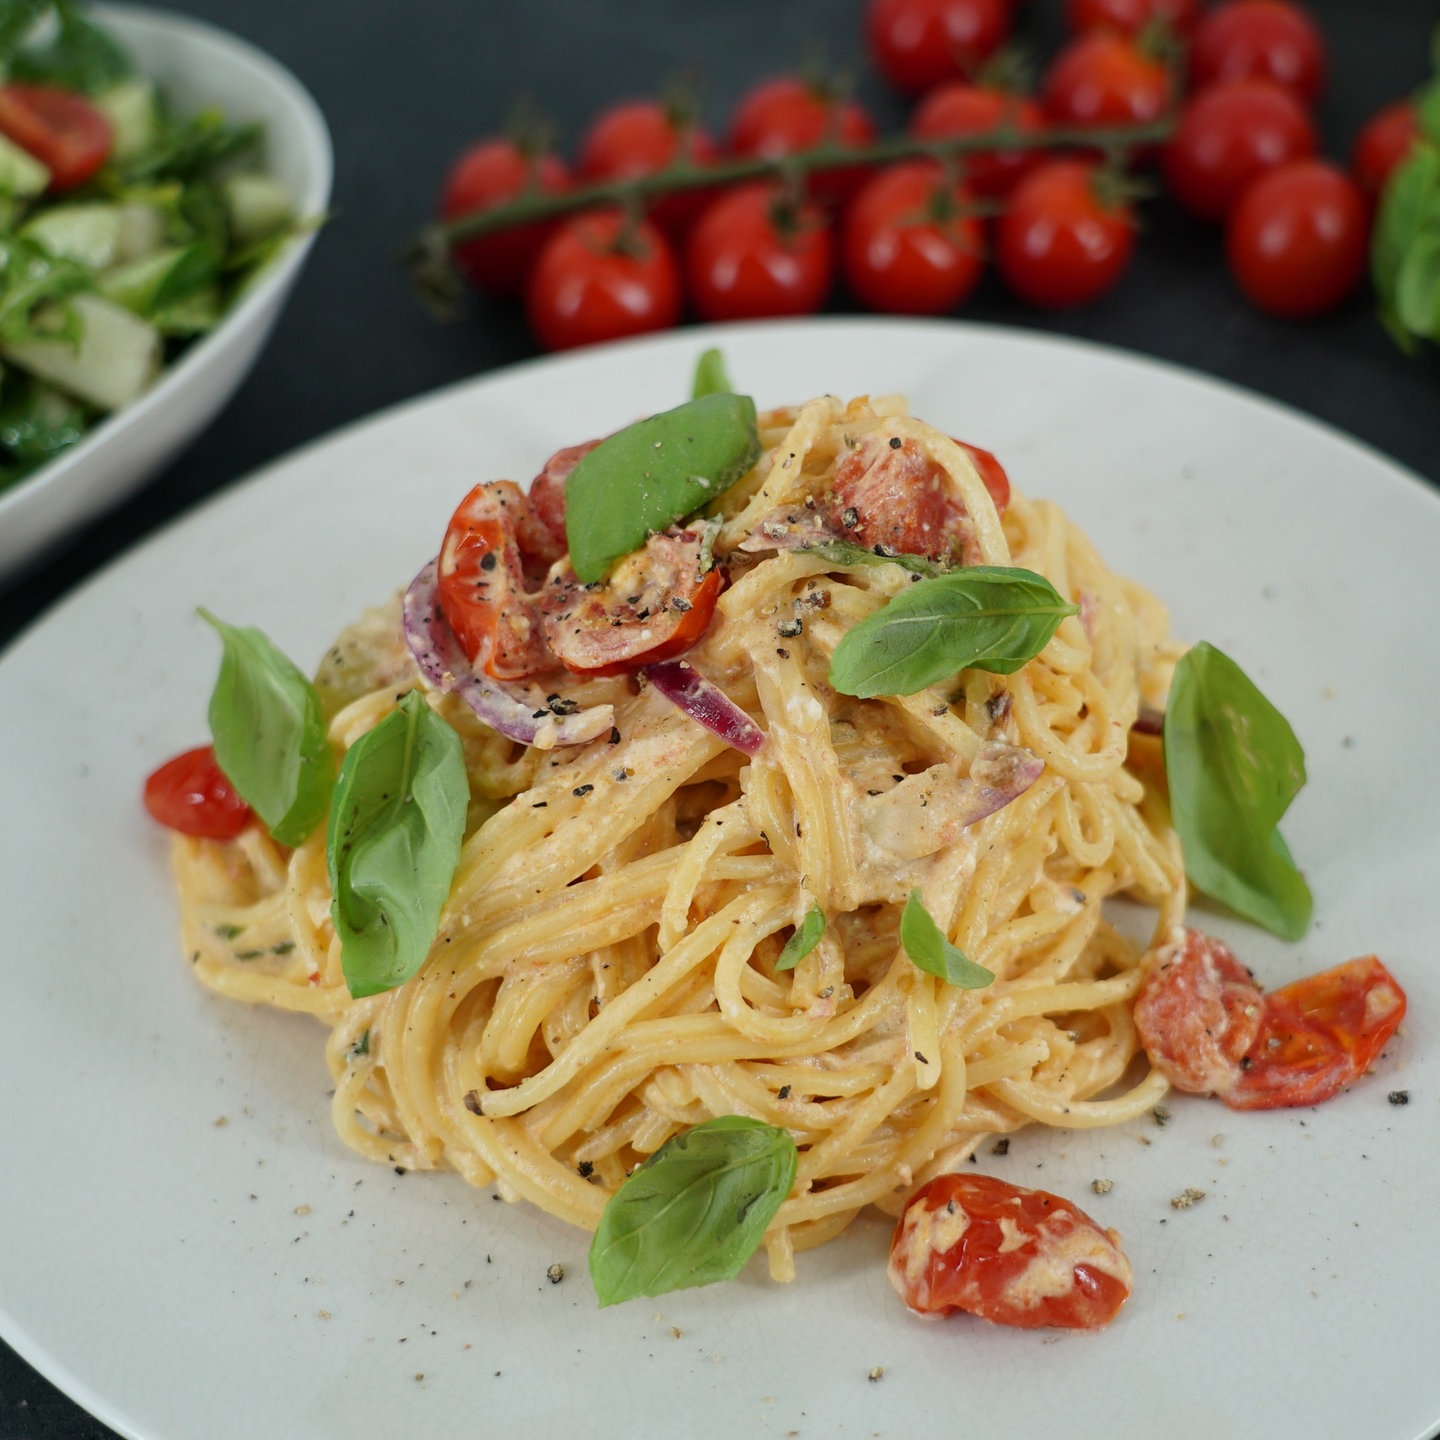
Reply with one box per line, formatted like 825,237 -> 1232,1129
2,0 -> 1437,1435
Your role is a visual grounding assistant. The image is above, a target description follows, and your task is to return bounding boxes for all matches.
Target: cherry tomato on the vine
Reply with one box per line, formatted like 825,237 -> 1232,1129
865,0 -> 1013,98
143,746 -> 253,841
1065,0 -> 1201,37
440,138 -> 571,297
686,182 -> 833,322
526,209 -> 681,351
1042,30 -> 1173,134
728,76 -> 877,204
1163,79 -> 1317,223
1351,99 -> 1421,201
1189,0 -> 1327,105
1225,159 -> 1368,319
0,84 -> 111,190
909,82 -> 1046,197
842,161 -> 985,314
995,159 -> 1136,307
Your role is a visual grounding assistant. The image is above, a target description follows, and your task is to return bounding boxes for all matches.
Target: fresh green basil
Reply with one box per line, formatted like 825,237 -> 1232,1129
774,906 -> 824,971
691,346 -> 732,399
200,608 -> 334,846
828,565 -> 1078,698
564,393 -> 760,583
802,539 -> 949,578
588,1115 -> 797,1306
327,691 -> 469,999
1163,641 -> 1312,941
900,890 -> 995,988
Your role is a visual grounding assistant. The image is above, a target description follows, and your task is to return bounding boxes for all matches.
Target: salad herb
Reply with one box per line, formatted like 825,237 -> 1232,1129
900,890 -> 995,988
774,905 -> 824,971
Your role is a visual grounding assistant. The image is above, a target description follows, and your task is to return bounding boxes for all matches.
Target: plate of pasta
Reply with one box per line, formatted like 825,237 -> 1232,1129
0,317 -> 1436,1440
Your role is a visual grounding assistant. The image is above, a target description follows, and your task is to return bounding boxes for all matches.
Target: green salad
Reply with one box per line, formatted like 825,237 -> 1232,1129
0,0 -> 304,496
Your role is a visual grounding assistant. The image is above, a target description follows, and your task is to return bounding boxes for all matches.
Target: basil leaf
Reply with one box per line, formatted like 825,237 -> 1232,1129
774,906 -> 824,971
589,1115 -> 797,1306
900,890 -> 994,988
802,539 -> 949,578
564,393 -> 760,583
1163,641 -> 1312,941
327,692 -> 468,999
200,608 -> 334,847
828,565 -> 1078,698
691,346 -> 732,399
1372,137 -> 1440,352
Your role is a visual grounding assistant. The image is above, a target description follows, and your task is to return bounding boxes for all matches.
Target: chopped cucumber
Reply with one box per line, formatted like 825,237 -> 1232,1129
94,78 -> 160,163
21,203 -> 125,269
0,133 -> 51,198
222,173 -> 293,246
100,242 -> 217,319
114,201 -> 166,263
3,293 -> 161,411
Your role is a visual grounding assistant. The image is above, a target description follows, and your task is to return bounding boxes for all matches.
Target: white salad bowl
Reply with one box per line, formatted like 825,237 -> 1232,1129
0,2 -> 332,588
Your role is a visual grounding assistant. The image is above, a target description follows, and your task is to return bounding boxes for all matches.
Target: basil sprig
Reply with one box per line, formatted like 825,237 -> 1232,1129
589,1116 -> 797,1306
564,393 -> 760,583
828,566 -> 1078,698
200,609 -> 334,846
690,346 -> 732,399
1163,642 -> 1312,941
803,539 -> 948,578
774,906 -> 824,971
327,692 -> 469,999
900,890 -> 995,988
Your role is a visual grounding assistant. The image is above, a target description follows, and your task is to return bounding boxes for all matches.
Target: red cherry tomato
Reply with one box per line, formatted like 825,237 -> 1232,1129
1189,0 -> 1327,104
577,99 -> 719,235
728,76 -> 876,204
1163,80 -> 1317,223
995,159 -> 1136,307
0,84 -> 111,191
1042,30 -> 1173,133
527,440 -> 600,554
439,138 -> 571,297
686,182 -> 833,322
841,161 -> 985,315
143,746 -> 253,841
1351,99 -> 1421,201
956,440 -> 1011,511
865,0 -> 1013,97
1065,0 -> 1200,36
1225,159 -> 1368,319
909,82 -> 1046,197
832,434 -> 977,557
526,209 -> 681,352
889,1172 -> 1133,1330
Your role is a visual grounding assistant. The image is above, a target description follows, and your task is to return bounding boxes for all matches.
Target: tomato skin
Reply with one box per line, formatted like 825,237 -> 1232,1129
440,138 -> 571,297
841,161 -> 984,315
686,183 -> 833,322
526,210 -> 681,352
995,159 -> 1136,308
1225,159 -> 1368,319
889,1172 -> 1132,1330
0,84 -> 112,191
909,83 -> 1046,197
728,76 -> 876,204
865,0 -> 1013,97
1042,31 -> 1173,133
1163,80 -> 1317,223
1351,99 -> 1421,201
1189,0 -> 1327,104
956,440 -> 1011,511
1065,0 -> 1200,36
143,746 -> 253,841
528,439 -> 599,554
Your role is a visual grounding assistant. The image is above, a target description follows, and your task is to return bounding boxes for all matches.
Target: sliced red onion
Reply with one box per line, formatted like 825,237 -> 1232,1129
402,559 -> 614,749
1131,702 -> 1165,736
958,741 -> 1044,826
646,659 -> 767,755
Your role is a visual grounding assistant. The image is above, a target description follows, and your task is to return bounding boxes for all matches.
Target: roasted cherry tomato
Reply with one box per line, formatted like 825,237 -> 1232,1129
540,528 -> 722,675
728,75 -> 876,204
1225,159 -> 1368,319
956,440 -> 1011,512
526,209 -> 681,351
1351,99 -> 1421,201
143,746 -> 253,841
995,159 -> 1136,307
865,0 -> 1013,97
686,182 -> 833,322
841,161 -> 984,315
909,82 -> 1046,197
527,439 -> 599,555
439,137 -> 570,297
0,84 -> 111,191
1065,0 -> 1201,36
1042,30 -> 1173,134
1189,0 -> 1327,104
1163,79 -> 1317,223
889,1172 -> 1133,1330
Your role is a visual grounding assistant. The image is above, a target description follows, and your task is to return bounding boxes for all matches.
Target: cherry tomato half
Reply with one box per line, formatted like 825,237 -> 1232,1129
1065,0 -> 1201,37
889,1172 -> 1133,1330
1225,159 -> 1368,319
526,209 -> 681,352
1351,99 -> 1421,201
1042,30 -> 1173,134
1163,79 -> 1317,224
728,76 -> 876,204
995,159 -> 1136,308
865,0 -> 1013,97
956,440 -> 1011,512
0,84 -> 111,191
440,138 -> 570,298
909,82 -> 1046,197
1189,0 -> 1327,104
143,746 -> 253,841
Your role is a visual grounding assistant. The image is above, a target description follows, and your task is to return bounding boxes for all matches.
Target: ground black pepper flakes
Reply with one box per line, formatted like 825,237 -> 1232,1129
777,1085 -> 791,1099
546,1263 -> 565,1284
888,436 -> 902,450
573,784 -> 594,798
577,1160 -> 595,1178
1389,1090 -> 1411,1105
463,1091 -> 483,1115
609,727 -> 622,744
778,617 -> 803,638
991,1137 -> 1010,1156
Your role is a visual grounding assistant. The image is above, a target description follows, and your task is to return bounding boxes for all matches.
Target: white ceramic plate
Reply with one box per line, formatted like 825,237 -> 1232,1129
0,2 -> 332,587
1,319 -> 1436,1440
